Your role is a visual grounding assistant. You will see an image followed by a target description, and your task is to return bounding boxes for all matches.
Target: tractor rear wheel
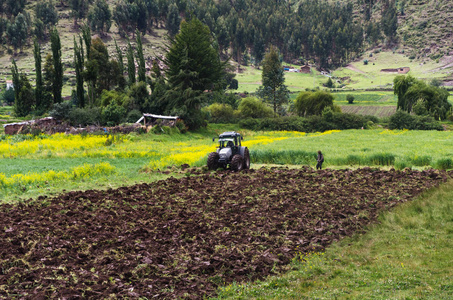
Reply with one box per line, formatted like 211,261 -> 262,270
230,154 -> 243,171
243,147 -> 250,169
207,152 -> 220,170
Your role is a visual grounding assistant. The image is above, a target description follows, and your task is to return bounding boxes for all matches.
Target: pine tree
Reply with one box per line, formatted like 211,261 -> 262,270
70,0 -> 89,28
256,46 -> 289,114
163,17 -> 227,129
87,0 -> 112,35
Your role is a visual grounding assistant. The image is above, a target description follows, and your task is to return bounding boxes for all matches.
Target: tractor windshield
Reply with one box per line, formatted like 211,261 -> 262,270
218,138 -> 235,148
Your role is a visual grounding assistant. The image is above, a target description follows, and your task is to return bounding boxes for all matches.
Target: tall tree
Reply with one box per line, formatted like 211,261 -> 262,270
11,59 -> 21,109
70,0 -> 89,28
256,46 -> 289,114
381,0 -> 398,45
87,0 -> 111,35
114,38 -> 124,76
5,0 -> 26,18
163,17 -> 227,129
81,24 -> 91,59
33,39 -> 44,111
126,39 -> 136,86
6,12 -> 28,51
394,75 -> 451,120
166,3 -> 180,37
43,53 -> 55,106
74,37 -> 85,107
135,29 -> 146,83
50,27 -> 63,104
35,0 -> 58,35
11,60 -> 34,117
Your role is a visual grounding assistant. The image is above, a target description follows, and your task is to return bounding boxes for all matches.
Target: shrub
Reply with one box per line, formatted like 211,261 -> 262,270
206,103 -> 235,123
238,97 -> 274,118
2,88 -> 15,105
294,90 -> 334,116
435,158 -> 453,170
102,105 -> 127,126
126,109 -> 143,123
363,59 -> 368,65
325,77 -> 334,88
175,120 -> 188,133
330,112 -> 367,129
50,102 -> 74,122
346,94 -> 355,104
389,111 -> 443,131
69,107 -> 102,126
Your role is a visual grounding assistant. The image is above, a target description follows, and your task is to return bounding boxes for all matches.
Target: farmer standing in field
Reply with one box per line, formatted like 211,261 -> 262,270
316,150 -> 324,170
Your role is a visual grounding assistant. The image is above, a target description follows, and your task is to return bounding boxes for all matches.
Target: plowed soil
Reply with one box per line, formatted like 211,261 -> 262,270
0,167 -> 450,299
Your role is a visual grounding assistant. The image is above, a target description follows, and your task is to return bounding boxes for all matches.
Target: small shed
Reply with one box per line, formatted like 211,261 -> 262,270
6,80 -> 13,90
380,67 -> 410,74
136,114 -> 180,127
300,65 -> 311,73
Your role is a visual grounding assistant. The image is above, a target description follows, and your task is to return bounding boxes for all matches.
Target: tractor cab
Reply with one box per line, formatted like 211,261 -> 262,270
217,132 -> 242,155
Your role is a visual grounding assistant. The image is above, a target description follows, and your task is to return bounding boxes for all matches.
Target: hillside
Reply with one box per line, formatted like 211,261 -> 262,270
1,0 -> 453,97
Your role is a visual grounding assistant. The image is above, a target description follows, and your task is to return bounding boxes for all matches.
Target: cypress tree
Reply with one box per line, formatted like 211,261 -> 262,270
33,39 -> 43,111
81,24 -> 91,59
11,60 -> 21,108
74,37 -> 85,107
114,38 -> 124,76
135,29 -> 146,83
50,27 -> 63,104
126,39 -> 136,86
11,60 -> 34,117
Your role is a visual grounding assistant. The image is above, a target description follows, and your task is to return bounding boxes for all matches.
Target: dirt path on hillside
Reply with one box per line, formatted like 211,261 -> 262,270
345,64 -> 367,74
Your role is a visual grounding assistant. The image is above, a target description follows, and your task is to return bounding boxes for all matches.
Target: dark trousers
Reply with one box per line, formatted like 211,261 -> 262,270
316,161 -> 323,170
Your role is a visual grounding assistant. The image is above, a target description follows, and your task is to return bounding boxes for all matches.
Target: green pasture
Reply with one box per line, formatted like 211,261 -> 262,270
333,51 -> 447,90
237,50 -> 453,93
332,91 -> 397,106
252,129 -> 453,170
214,178 -> 453,299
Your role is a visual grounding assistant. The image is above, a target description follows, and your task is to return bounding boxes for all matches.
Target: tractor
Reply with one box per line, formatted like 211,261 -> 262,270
207,131 -> 250,171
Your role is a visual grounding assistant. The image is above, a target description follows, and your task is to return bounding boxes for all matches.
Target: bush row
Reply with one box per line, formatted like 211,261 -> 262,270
388,111 -> 444,131
50,103 -> 142,126
239,113 -> 378,132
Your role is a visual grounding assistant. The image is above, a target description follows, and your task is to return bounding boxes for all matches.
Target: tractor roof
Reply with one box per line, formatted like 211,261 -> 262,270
219,131 -> 240,138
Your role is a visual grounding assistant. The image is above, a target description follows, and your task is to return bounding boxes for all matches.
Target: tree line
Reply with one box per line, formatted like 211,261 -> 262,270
11,17 -> 233,130
1,0 -> 399,68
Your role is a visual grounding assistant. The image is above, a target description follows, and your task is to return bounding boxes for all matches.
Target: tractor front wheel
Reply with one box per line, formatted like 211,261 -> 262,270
230,154 -> 243,171
207,152 -> 220,170
243,148 -> 250,169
